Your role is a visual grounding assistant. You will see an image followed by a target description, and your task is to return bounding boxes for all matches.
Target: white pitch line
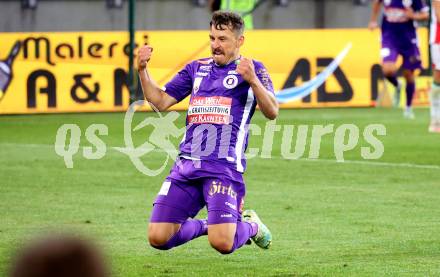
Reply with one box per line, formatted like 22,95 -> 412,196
1,143 -> 439,170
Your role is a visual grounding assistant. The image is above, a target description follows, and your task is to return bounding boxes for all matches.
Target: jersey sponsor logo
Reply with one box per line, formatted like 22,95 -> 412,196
223,75 -> 239,89
196,72 -> 208,77
188,96 -> 232,124
384,8 -> 409,23
199,65 -> 212,71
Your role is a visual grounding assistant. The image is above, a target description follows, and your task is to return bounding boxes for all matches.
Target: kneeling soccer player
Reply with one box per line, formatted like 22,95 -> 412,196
137,11 -> 279,254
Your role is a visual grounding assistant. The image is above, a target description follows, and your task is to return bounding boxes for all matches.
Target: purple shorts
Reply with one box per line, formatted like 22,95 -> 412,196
381,37 -> 422,70
150,158 -> 246,225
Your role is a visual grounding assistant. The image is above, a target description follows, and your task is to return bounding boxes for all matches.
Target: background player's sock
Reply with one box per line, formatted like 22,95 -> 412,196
386,75 -> 399,88
406,81 -> 416,108
152,219 -> 207,250
430,82 -> 440,129
223,221 -> 256,254
406,82 -> 416,107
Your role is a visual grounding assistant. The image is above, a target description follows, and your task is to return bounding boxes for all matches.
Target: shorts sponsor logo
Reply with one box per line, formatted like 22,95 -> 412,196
208,180 -> 237,199
225,201 -> 237,210
220,213 -> 233,218
223,75 -> 238,89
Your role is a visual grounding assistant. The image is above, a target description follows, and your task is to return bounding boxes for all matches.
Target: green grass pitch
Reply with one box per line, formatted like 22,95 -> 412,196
1,107 -> 439,276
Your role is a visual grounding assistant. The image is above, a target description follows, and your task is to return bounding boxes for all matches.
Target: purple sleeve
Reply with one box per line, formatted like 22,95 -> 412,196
163,63 -> 193,102
412,0 -> 428,12
254,61 -> 275,95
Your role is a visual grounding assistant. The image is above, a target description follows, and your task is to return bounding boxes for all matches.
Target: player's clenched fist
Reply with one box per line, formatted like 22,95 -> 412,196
137,45 -> 153,71
236,57 -> 256,83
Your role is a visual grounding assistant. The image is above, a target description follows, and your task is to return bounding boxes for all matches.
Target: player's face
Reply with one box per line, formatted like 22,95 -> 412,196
209,25 -> 244,65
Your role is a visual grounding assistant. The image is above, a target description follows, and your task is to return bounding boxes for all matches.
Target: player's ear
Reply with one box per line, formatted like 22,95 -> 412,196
238,35 -> 244,47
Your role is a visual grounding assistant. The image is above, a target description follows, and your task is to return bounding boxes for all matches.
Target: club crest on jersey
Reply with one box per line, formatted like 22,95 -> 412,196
223,75 -> 238,89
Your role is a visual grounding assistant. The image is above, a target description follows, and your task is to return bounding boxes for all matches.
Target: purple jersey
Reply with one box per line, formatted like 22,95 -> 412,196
379,0 -> 428,44
164,57 -> 274,174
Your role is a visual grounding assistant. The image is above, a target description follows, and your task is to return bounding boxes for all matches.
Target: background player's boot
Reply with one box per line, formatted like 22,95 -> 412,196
242,210 -> 272,249
429,120 -> 440,133
393,80 -> 402,108
404,107 -> 415,119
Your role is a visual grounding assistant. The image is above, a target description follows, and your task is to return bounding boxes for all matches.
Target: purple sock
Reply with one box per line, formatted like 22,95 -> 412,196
223,222 -> 258,254
406,82 -> 416,107
153,219 -> 207,250
386,75 -> 399,87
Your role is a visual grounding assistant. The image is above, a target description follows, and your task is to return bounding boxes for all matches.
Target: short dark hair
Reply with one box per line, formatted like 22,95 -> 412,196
210,11 -> 244,35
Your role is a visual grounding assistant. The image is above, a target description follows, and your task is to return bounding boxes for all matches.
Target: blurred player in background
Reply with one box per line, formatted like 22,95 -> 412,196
138,11 -> 278,254
209,0 -> 260,30
430,0 -> 440,132
369,0 -> 429,119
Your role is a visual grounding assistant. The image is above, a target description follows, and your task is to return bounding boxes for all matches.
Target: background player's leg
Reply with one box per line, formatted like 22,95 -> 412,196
403,69 -> 416,119
382,62 -> 399,87
430,69 -> 440,132
430,44 -> 440,132
382,61 -> 401,107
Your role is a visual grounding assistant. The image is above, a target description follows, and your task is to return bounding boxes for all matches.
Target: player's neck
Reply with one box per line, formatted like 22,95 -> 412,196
217,54 -> 241,66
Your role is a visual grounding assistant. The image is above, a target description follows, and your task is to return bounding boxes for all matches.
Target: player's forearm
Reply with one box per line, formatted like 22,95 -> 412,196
370,1 -> 381,22
249,78 -> 279,120
138,68 -> 167,110
411,11 -> 429,21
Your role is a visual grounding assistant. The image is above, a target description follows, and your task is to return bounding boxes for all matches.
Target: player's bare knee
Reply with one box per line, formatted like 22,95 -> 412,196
208,236 -> 234,254
147,224 -> 173,247
148,232 -> 170,247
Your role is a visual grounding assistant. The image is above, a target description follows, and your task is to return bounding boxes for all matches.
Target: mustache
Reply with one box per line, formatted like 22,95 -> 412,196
212,48 -> 224,55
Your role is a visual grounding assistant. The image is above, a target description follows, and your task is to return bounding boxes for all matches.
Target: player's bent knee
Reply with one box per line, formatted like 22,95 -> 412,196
208,236 -> 234,254
148,232 -> 170,248
147,223 -> 179,249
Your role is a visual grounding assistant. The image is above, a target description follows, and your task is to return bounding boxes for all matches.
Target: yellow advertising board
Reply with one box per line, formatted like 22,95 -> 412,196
0,29 -> 430,114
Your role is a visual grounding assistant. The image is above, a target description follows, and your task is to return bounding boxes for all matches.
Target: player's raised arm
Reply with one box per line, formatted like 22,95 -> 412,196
368,0 -> 382,30
137,45 -> 177,111
236,57 -> 279,120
